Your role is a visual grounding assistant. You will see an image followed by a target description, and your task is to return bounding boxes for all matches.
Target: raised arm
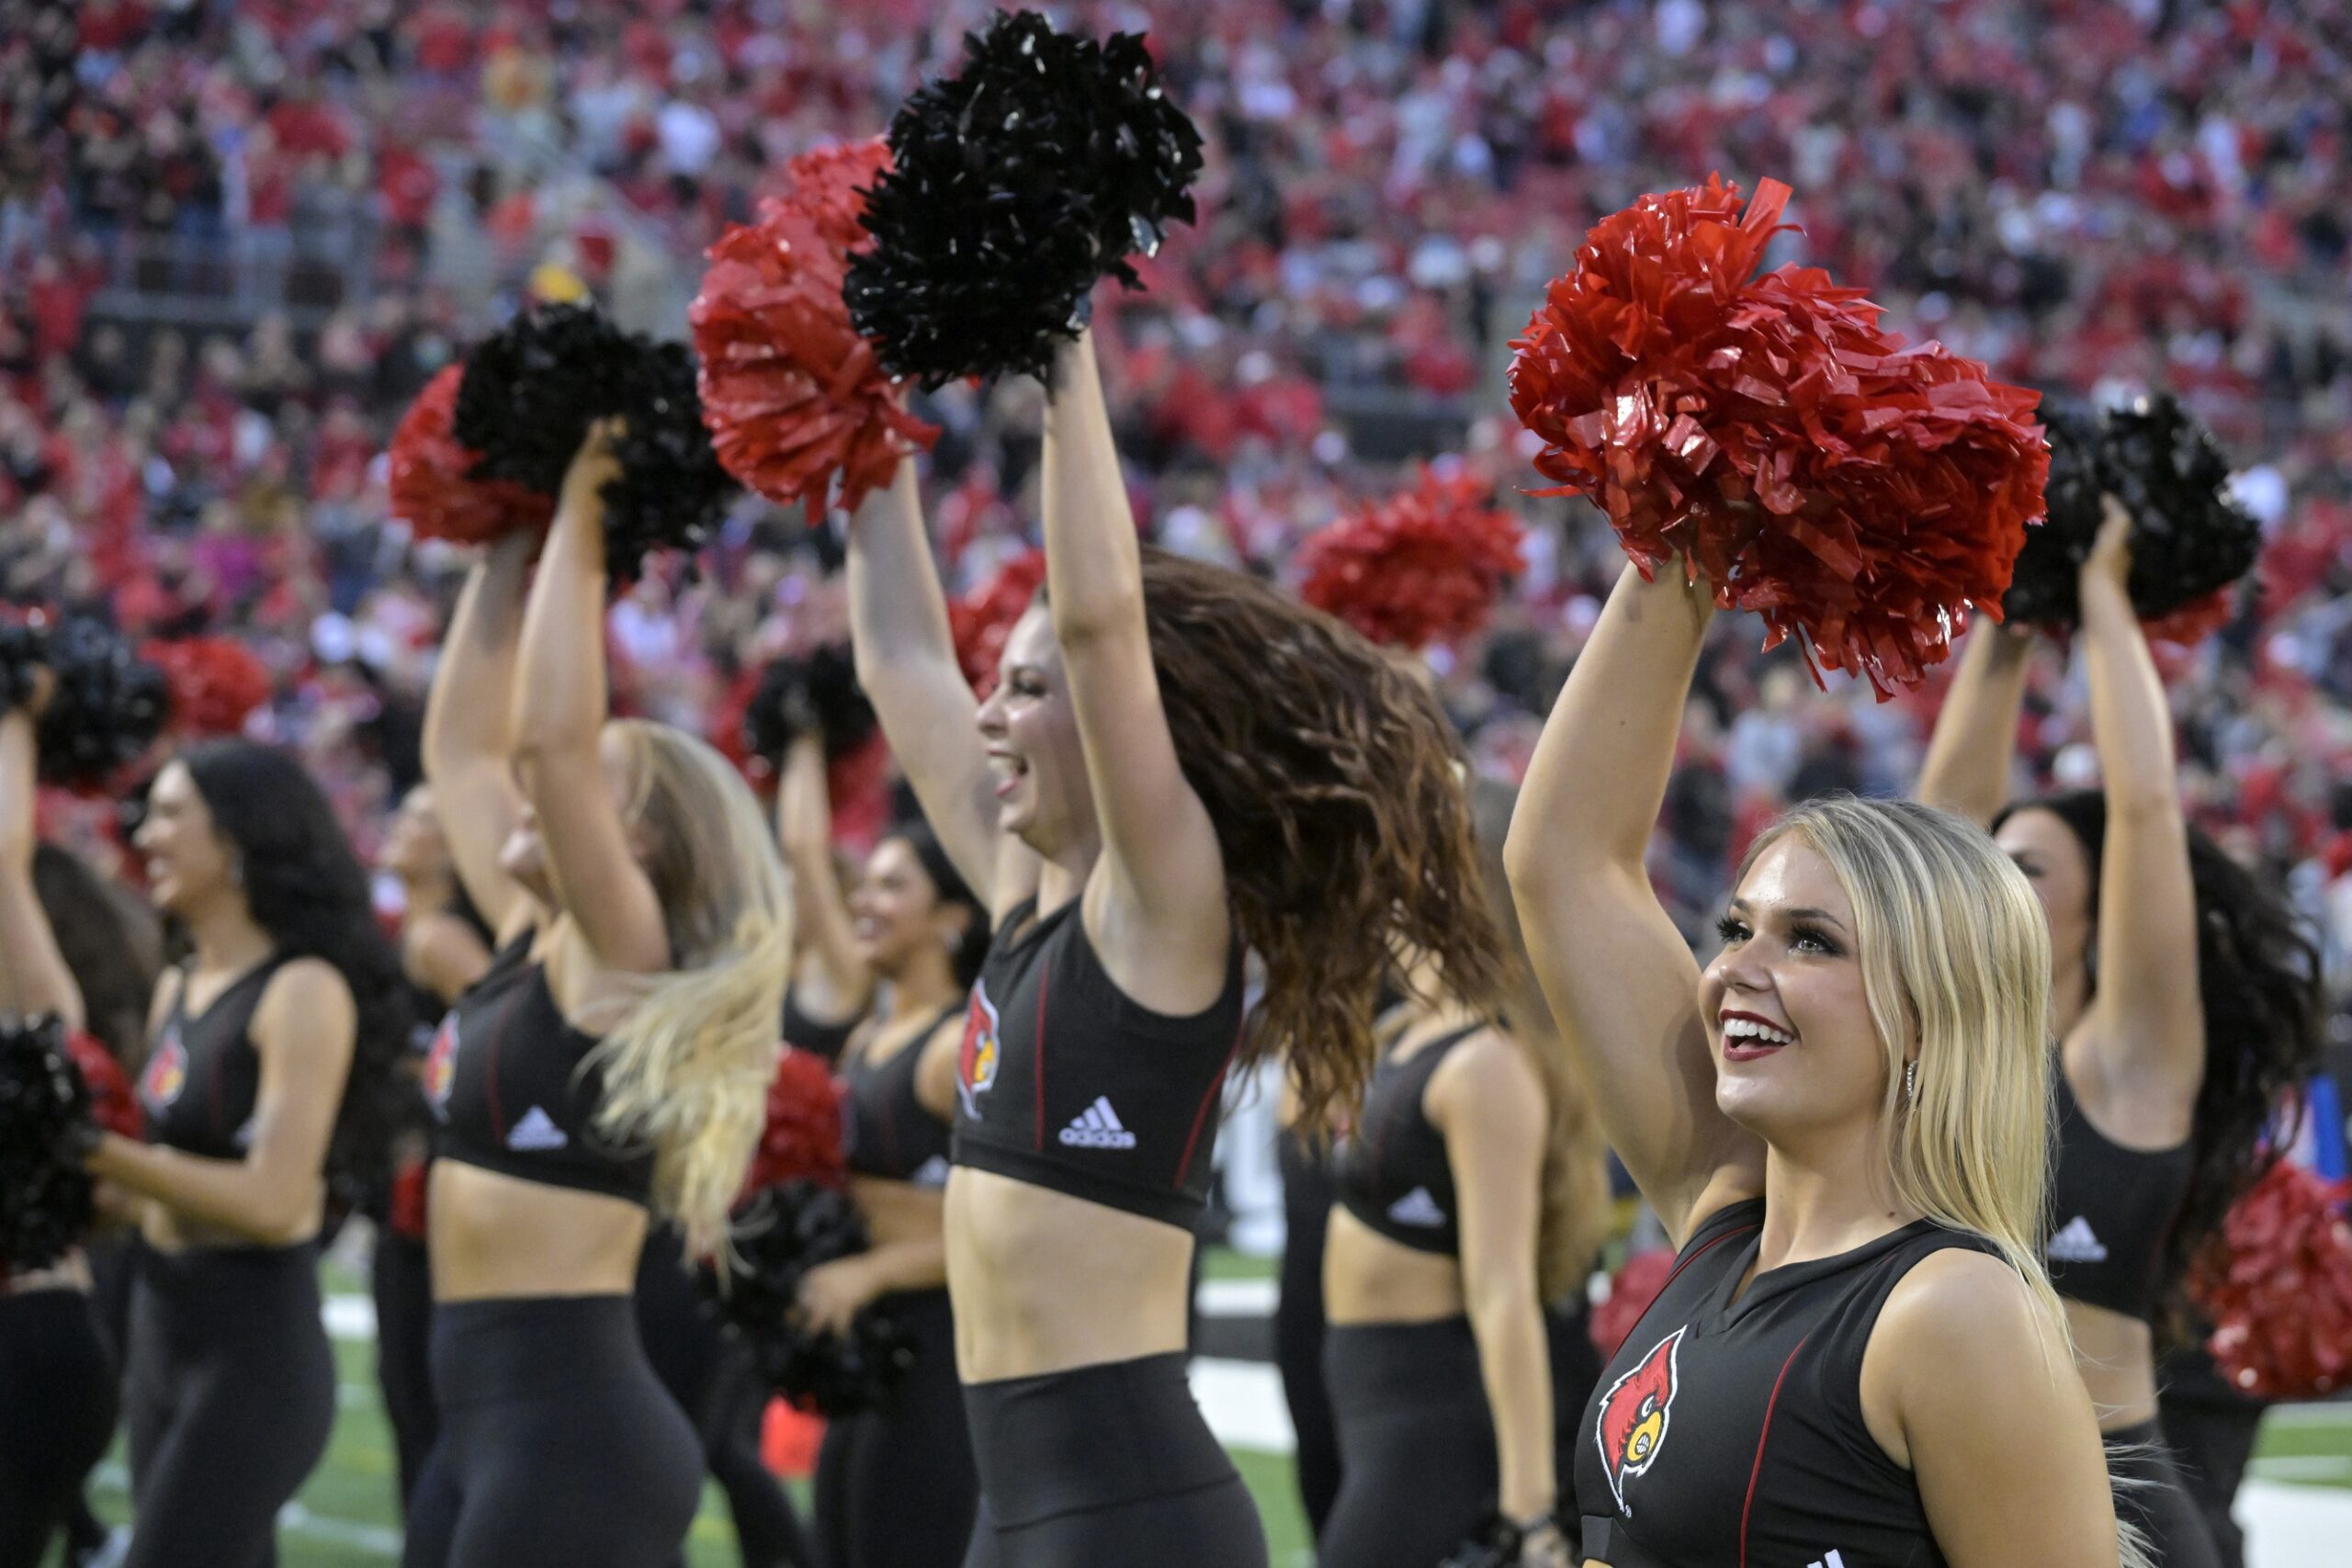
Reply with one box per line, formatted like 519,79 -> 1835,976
86,960 -> 354,1244
843,462 -> 1001,902
1503,562 -> 1761,1243
422,528 -> 542,943
509,427 -> 669,975
1042,333 -> 1227,994
0,702 -> 84,1028
775,733 -> 871,1025
1434,1034 -> 1566,1558
2075,499 -> 2202,1112
1916,617 -> 2034,827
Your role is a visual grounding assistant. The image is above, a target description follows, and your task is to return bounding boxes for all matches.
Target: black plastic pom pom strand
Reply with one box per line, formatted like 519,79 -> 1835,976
0,1017 -> 98,1274
742,646 -> 876,767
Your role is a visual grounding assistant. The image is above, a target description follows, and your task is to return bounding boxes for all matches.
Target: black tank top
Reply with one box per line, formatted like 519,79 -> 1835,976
1332,1022 -> 1482,1256
1576,1199 -> 2002,1568
2044,1068 -> 2193,1323
951,896 -> 1247,1229
842,1004 -> 961,1188
784,986 -> 861,1065
424,945 -> 655,1206
139,956 -> 288,1159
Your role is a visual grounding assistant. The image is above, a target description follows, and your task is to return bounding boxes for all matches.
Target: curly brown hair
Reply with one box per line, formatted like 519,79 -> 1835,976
1114,549 -> 1508,1134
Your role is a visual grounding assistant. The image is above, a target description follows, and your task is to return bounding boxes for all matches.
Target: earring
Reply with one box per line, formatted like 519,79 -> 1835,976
1904,1059 -> 1918,1101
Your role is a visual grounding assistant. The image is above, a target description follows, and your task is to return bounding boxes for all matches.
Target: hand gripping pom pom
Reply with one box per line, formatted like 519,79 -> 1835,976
3,617 -> 171,789
0,1017 -> 101,1273
2190,1160 -> 2352,1400
704,1180 -> 917,1416
1298,468 -> 1526,649
1509,175 -> 2048,695
2002,393 -> 2260,645
741,646 -> 877,773
693,140 -> 939,516
142,637 -> 272,739
1439,1512 -> 1572,1568
386,365 -> 555,547
452,304 -> 736,574
949,551 -> 1048,696
845,11 -> 1205,388
64,1031 -> 141,1141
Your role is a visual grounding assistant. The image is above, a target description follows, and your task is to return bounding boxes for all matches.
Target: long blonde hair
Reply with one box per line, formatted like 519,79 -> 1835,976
1472,779 -> 1611,1304
589,719 -> 793,1259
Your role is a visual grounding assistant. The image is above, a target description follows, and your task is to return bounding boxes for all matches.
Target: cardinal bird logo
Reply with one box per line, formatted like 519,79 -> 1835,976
141,1032 -> 187,1110
1595,1325 -> 1685,1513
956,983 -> 1001,1119
423,1015 -> 458,1116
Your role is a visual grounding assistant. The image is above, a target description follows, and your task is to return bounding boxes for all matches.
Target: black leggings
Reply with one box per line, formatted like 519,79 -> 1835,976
0,1288 -> 119,1568
2158,1345 -> 2267,1568
815,1289 -> 978,1568
960,1353 -> 1267,1568
1321,1317 -> 1494,1568
122,1243 -> 336,1568
402,1294 -> 703,1568
374,1229 -> 438,1515
1273,1130 -> 1340,1540
2109,1419 -> 2225,1568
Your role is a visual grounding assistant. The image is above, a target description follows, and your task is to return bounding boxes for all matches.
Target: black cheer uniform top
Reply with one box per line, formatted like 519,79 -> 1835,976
2043,1071 -> 2193,1324
1331,1023 -> 1483,1257
842,1003 -> 961,1189
1577,1200 -> 2000,1568
424,941 -> 654,1205
140,956 -> 289,1158
951,896 -> 1246,1229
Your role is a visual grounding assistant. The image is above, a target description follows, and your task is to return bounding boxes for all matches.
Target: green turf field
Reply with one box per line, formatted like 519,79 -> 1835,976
50,1251 -> 2352,1567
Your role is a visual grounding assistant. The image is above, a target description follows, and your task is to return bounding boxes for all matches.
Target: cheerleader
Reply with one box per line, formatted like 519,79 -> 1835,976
847,332 -> 1498,1567
1507,557 -> 2141,1567
1918,501 -> 2323,1566
0,697 -> 128,1568
776,722 -> 870,1064
1319,779 -> 1611,1568
401,425 -> 792,1568
77,734 -> 406,1568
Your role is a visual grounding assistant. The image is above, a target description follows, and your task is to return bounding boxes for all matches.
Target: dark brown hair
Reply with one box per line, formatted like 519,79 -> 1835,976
1119,549 -> 1508,1134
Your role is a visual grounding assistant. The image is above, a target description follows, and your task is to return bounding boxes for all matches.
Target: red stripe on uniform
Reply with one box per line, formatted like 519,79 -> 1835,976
1660,1219 -> 1758,1295
1739,1334 -> 1809,1568
1031,974 -> 1050,1151
1173,1015 -> 1248,1188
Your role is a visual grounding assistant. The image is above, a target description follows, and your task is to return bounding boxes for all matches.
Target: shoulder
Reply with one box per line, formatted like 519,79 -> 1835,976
254,958 -> 358,1045
1428,1027 -> 1542,1120
1865,1243 -> 2068,1429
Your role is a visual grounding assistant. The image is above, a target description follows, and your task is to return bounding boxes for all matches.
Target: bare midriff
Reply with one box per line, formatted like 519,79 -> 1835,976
1321,1202 -> 1464,1325
427,1159 -> 646,1302
2064,1296 -> 2161,1430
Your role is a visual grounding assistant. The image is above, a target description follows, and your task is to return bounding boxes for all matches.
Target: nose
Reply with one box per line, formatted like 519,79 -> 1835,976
973,684 -> 1007,738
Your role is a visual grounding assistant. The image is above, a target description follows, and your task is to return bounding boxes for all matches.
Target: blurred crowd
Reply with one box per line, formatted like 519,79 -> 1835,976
2,0 -> 2349,1016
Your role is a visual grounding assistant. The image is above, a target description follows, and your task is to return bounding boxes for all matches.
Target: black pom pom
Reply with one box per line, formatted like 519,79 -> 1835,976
451,303 -> 737,574
700,1181 -> 917,1416
2002,393 -> 2259,630
0,1016 -> 98,1274
743,646 -> 876,767
845,10 -> 1204,388
0,616 -> 171,787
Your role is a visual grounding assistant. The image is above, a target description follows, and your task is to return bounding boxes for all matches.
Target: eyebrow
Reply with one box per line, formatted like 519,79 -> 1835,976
1725,897 -> 1849,933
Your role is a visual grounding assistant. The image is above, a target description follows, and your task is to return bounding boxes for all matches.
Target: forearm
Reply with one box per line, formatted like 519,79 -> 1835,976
424,536 -> 535,777
86,1134 -> 318,1244
857,1234 -> 947,1297
1469,1282 -> 1557,1520
1509,562 -> 1713,882
512,487 -> 610,770
1917,619 -> 2032,825
845,461 -> 962,688
1041,332 -> 1146,645
2078,571 -> 2178,817
0,868 -> 83,1026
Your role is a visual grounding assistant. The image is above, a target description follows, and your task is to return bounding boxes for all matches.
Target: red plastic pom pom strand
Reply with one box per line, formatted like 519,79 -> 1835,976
387,366 -> 556,546
741,1046 -> 848,1200
142,637 -> 271,739
1298,468 -> 1526,650
2190,1160 -> 2352,1400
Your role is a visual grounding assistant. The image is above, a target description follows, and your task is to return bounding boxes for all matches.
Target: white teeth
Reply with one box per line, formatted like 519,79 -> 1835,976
1722,1018 -> 1795,1046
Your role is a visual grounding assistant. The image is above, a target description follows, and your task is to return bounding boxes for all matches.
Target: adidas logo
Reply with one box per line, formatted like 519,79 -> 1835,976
1808,1552 -> 1849,1568
1386,1187 -> 1448,1227
505,1106 -> 569,1152
2047,1216 -> 2108,1264
1057,1096 -> 1137,1150
910,1155 -> 952,1189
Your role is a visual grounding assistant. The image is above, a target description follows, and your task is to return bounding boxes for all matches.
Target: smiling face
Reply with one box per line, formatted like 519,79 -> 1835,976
972,605 -> 1092,854
1700,836 -> 1891,1142
848,835 -> 970,979
380,784 -> 452,883
1991,807 -> 2094,995
134,760 -> 237,917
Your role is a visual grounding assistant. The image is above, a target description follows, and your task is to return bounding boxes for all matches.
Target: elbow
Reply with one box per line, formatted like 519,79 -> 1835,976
244,1178 -> 324,1247
1464,1266 -> 1542,1332
1048,582 -> 1146,649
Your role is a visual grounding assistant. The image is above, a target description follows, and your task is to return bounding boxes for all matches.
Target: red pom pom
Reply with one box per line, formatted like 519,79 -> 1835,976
693,139 -> 938,517
741,1046 -> 848,1198
2190,1160 -> 2352,1399
1298,468 -> 1526,649
387,366 -> 556,546
390,1156 -> 430,1240
1509,175 -> 2048,695
1590,1247 -> 1676,1358
2140,586 -> 2234,649
949,550 -> 1047,696
64,1029 -> 141,1141
141,637 -> 271,739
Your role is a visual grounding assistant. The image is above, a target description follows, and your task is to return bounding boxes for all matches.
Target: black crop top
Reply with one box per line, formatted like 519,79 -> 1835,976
783,987 -> 861,1065
951,896 -> 1247,1229
841,1004 -> 960,1188
1576,1199 -> 2000,1568
424,946 -> 655,1206
2045,1068 -> 2193,1323
1332,1022 -> 1482,1256
139,956 -> 288,1159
